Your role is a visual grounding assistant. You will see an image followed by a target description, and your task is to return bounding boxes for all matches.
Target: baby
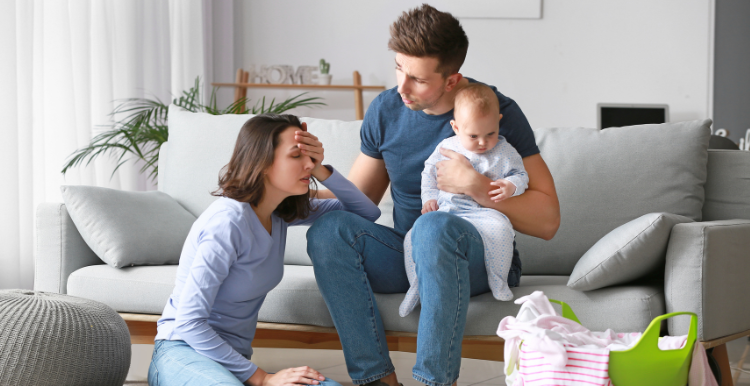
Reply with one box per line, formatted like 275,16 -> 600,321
400,83 -> 529,317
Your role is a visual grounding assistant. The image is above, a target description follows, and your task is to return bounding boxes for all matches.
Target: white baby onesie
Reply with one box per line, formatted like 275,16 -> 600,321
399,135 -> 529,317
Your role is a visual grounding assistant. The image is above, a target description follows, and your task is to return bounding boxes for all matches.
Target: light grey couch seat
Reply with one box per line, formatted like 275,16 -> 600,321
35,107 -> 750,341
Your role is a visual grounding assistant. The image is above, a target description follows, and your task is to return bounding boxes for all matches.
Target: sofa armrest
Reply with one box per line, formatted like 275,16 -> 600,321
665,219 -> 750,340
34,203 -> 102,294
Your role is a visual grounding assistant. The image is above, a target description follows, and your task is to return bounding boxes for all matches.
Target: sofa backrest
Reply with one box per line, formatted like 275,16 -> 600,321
161,106 -> 364,214
517,120 -> 712,275
703,149 -> 750,221
160,106 -> 393,266
164,108 -> 741,274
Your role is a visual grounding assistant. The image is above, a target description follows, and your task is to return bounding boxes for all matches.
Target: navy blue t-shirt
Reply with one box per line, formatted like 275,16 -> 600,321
360,78 -> 539,235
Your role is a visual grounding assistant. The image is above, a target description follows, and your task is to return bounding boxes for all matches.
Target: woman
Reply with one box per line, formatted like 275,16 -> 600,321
148,114 -> 380,386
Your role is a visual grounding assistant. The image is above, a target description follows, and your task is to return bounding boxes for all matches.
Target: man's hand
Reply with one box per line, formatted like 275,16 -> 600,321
488,179 -> 516,202
435,148 -> 480,195
421,199 -> 439,214
246,366 -> 326,386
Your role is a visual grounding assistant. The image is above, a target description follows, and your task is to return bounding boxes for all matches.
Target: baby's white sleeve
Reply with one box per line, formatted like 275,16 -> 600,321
500,141 -> 529,197
421,144 -> 442,204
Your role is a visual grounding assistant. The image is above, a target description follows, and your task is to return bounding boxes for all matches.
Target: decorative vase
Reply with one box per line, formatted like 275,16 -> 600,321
318,74 -> 332,85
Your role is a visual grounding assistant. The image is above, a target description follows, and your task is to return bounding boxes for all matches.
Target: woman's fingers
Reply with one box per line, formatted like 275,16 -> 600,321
296,367 -> 324,381
284,366 -> 324,384
301,145 -> 323,155
295,131 -> 321,146
293,376 -> 317,385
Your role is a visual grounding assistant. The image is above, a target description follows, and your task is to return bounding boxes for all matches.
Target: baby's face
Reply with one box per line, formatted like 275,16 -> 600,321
450,105 -> 500,154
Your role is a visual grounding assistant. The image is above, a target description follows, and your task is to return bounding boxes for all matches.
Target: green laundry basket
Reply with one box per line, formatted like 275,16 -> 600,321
550,300 -> 698,386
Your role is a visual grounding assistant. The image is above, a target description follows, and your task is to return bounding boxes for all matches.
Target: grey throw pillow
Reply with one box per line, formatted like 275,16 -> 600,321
567,212 -> 693,291
61,185 -> 197,268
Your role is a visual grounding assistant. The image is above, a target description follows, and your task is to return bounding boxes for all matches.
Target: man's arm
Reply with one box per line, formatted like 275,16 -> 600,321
315,153 -> 390,204
437,151 -> 560,240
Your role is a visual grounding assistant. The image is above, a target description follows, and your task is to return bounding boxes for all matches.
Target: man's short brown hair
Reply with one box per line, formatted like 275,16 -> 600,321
455,83 -> 500,117
388,4 -> 469,78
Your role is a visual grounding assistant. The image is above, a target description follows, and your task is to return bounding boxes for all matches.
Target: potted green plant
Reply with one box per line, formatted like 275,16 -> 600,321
318,59 -> 332,85
62,77 -> 324,182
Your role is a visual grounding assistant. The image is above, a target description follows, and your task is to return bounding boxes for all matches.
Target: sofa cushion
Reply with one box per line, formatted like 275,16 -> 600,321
517,119 -> 712,275
60,185 -> 197,268
162,106 -> 393,266
567,213 -> 693,291
68,265 -> 665,335
259,266 -> 665,335
67,265 -> 177,314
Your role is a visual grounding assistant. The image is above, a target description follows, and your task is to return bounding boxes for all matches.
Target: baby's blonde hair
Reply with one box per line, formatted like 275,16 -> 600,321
454,83 -> 500,117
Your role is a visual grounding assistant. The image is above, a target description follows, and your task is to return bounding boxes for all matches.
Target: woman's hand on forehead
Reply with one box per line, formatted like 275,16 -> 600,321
294,129 -> 324,165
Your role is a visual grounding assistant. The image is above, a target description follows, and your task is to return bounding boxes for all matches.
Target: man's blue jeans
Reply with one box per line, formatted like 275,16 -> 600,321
306,211 -> 521,386
148,340 -> 342,386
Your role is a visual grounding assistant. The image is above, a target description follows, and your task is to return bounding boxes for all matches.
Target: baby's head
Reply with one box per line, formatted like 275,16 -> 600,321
450,83 -> 501,154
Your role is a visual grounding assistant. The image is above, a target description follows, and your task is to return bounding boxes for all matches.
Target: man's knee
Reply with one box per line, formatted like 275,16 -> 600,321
411,211 -> 475,244
306,211 -> 361,260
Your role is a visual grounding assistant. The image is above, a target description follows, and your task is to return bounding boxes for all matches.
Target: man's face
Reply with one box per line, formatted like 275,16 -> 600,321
450,105 -> 500,154
395,53 -> 449,112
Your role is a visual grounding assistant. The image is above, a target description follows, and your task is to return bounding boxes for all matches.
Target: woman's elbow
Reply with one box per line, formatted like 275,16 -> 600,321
174,316 -> 203,337
366,207 -> 381,222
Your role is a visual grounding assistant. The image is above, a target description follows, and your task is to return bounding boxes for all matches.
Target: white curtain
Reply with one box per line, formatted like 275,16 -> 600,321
0,0 -> 209,290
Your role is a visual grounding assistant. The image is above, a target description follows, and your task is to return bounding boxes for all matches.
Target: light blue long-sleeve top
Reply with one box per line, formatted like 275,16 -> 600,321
155,167 -> 380,382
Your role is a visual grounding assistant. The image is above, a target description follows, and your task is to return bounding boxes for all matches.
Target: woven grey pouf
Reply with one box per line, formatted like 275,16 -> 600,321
0,290 -> 131,386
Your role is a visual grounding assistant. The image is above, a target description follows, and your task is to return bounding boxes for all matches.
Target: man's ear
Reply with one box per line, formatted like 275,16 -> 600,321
445,73 -> 463,91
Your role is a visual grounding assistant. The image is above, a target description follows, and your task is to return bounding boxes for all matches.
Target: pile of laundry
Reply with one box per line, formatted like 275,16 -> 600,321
496,291 -> 716,386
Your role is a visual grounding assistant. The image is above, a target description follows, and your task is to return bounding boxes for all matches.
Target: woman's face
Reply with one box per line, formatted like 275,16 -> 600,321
264,126 -> 315,199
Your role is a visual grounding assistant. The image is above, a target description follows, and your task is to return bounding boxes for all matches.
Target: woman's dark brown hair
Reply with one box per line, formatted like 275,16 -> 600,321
388,4 -> 469,78
212,114 -> 317,222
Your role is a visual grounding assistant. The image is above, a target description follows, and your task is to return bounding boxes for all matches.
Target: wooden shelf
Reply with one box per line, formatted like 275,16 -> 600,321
212,83 -> 385,91
212,70 -> 386,120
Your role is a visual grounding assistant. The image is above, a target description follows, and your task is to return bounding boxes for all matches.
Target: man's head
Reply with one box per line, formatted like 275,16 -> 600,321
450,83 -> 502,154
389,4 -> 469,113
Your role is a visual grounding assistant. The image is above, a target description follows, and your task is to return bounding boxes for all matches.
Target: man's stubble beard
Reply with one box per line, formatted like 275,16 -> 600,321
402,87 -> 446,112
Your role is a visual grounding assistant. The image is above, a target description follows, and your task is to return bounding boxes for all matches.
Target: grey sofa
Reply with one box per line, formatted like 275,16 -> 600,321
35,107 -> 750,360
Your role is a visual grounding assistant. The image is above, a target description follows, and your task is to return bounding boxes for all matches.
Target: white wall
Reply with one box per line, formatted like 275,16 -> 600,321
238,0 -> 714,128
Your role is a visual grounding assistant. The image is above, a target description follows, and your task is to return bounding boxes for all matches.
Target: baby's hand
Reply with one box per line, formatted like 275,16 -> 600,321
421,200 -> 439,214
489,179 -> 517,202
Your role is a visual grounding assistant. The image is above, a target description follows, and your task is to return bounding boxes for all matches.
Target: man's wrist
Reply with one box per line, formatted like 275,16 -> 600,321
466,173 -> 491,201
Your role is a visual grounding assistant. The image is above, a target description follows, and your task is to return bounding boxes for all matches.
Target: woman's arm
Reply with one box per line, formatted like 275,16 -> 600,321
290,166 -> 380,226
173,216 -> 258,382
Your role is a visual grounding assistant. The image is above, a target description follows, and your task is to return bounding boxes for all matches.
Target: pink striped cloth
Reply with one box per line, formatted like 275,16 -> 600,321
515,343 -> 612,386
497,292 -> 686,386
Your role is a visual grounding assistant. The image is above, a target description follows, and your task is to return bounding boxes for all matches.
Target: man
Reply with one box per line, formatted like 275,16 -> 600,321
307,5 -> 560,386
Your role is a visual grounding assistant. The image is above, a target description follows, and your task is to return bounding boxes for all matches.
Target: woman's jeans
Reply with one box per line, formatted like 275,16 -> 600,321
306,211 -> 521,386
149,340 -> 342,386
